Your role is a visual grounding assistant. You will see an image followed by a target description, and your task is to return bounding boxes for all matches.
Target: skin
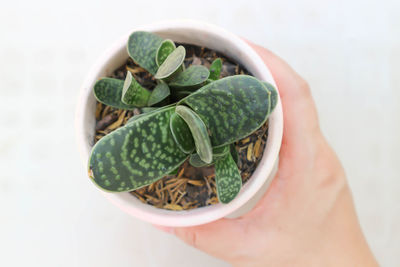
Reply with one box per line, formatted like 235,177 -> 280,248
155,42 -> 378,267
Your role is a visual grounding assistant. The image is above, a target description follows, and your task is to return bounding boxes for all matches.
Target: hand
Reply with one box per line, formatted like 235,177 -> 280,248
155,42 -> 378,267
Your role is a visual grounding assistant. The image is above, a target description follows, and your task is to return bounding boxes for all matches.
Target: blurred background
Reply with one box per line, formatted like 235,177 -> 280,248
0,0 -> 399,266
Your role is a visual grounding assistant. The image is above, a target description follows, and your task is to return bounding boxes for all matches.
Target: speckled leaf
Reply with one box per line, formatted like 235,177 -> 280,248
213,145 -> 230,157
262,82 -> 278,113
189,145 -> 230,167
209,58 -> 222,80
121,71 -> 151,107
179,75 -> 271,147
127,105 -> 173,125
175,105 -> 212,164
127,31 -> 163,75
169,65 -> 210,88
170,112 -> 195,154
154,46 -> 185,80
89,106 -> 188,192
141,107 -> 159,113
156,39 -> 176,67
94,78 -> 136,110
127,108 -> 159,124
215,153 -> 242,204
127,113 -> 149,124
168,166 -> 179,175
148,82 -> 170,106
189,153 -> 213,167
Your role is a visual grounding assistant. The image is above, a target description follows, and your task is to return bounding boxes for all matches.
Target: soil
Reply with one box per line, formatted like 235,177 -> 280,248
94,43 -> 269,210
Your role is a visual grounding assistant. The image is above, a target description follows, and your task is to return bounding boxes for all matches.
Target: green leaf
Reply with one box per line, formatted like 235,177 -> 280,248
188,145 -> 230,167
230,144 -> 239,165
156,39 -> 176,67
127,105 -> 174,125
154,46 -> 186,80
89,106 -> 189,192
127,31 -> 163,75
175,105 -> 212,164
127,109 -> 157,125
168,166 -> 180,175
213,145 -> 230,157
148,82 -> 170,106
209,58 -> 222,80
169,65 -> 210,89
215,153 -> 242,204
169,112 -> 195,154
173,90 -> 192,101
121,71 -> 151,107
189,153 -> 213,168
180,75 -> 271,147
127,113 -> 148,124
262,82 -> 278,113
94,78 -> 136,110
141,107 -> 159,113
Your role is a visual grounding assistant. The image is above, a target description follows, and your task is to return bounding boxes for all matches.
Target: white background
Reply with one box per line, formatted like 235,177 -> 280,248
0,0 -> 399,266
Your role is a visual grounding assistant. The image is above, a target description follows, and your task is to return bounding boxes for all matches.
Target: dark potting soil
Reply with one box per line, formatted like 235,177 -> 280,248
94,43 -> 269,210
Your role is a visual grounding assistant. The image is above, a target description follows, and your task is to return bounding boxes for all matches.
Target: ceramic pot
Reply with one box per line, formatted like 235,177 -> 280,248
75,20 -> 283,227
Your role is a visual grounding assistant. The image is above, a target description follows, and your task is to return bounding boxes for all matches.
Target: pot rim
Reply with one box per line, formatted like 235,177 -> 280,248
75,19 -> 283,227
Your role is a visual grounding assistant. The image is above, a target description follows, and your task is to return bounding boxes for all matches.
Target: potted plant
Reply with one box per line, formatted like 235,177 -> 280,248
75,20 -> 283,227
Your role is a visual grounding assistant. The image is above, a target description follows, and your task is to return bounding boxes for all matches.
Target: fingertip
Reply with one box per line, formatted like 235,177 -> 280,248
153,224 -> 175,234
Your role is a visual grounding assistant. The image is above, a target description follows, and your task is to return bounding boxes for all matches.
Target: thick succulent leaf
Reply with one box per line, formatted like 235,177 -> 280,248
189,153 -> 213,168
121,71 -> 151,107
175,105 -> 212,164
141,107 -> 158,113
94,78 -> 136,110
262,82 -> 278,113
89,106 -> 188,192
148,82 -> 170,106
126,108 -> 158,125
169,65 -> 210,88
168,166 -> 179,175
169,112 -> 195,154
179,75 -> 271,147
127,113 -> 149,124
188,145 -> 230,167
127,31 -> 163,75
127,105 -> 174,125
154,46 -> 186,80
156,39 -> 176,67
209,58 -> 222,80
215,153 -> 242,204
173,90 -> 192,101
213,145 -> 230,156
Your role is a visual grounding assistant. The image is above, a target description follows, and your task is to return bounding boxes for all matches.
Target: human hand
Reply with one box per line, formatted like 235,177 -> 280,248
155,42 -> 378,267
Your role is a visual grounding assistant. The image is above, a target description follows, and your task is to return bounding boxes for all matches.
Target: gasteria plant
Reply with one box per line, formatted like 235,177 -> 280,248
89,31 -> 278,204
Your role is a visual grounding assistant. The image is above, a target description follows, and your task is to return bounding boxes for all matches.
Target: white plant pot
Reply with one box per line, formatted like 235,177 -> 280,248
75,20 -> 283,227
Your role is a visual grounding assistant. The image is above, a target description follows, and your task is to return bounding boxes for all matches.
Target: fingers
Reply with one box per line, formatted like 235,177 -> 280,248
247,42 -> 321,152
244,42 -> 324,213
153,224 -> 175,234
156,218 -> 245,253
154,43 -> 323,253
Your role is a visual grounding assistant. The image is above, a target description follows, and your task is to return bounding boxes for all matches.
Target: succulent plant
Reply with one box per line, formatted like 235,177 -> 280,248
89,31 -> 278,204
